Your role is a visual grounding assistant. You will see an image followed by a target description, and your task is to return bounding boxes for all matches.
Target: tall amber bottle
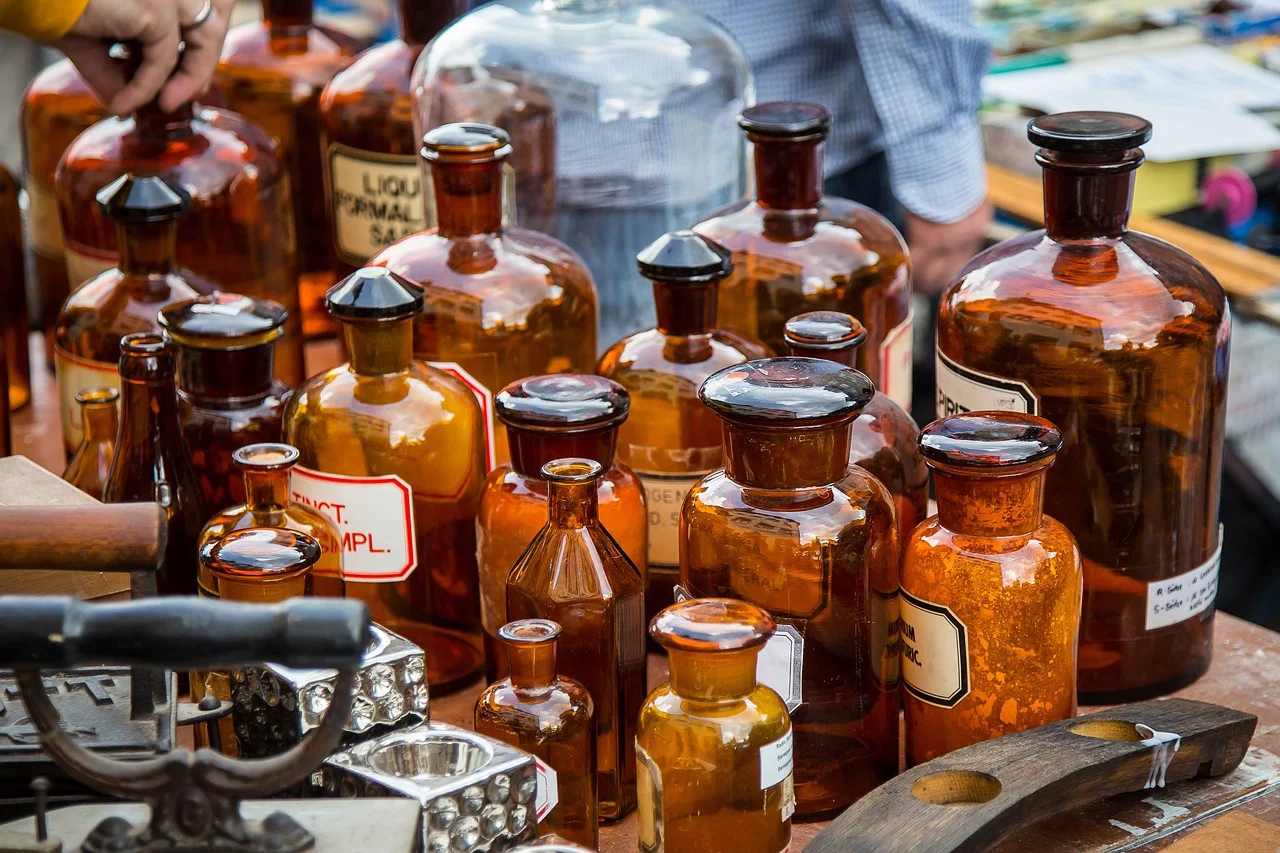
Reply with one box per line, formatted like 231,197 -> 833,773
694,102 -> 914,410
54,174 -> 208,456
785,311 -> 928,541
283,266 -> 487,691
63,387 -> 119,500
0,165 -> 30,410
637,598 -> 793,853
217,0 -> 358,339
372,123 -> 598,466
936,112 -> 1229,702
159,293 -> 291,511
478,374 -> 647,682
506,458 -> 645,821
902,412 -> 1081,766
103,334 -> 208,596
475,619 -> 597,848
683,357 -> 899,815
319,0 -> 470,278
56,48 -> 303,386
599,230 -> 768,622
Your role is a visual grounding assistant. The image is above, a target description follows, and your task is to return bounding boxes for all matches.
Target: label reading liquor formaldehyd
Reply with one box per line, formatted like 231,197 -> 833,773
328,144 -> 425,266
935,349 -> 1038,418
1145,530 -> 1223,631
289,467 -> 418,582
899,589 -> 970,708
879,307 -> 914,411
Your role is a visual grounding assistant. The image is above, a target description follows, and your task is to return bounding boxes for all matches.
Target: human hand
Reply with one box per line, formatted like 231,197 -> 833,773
905,201 -> 993,296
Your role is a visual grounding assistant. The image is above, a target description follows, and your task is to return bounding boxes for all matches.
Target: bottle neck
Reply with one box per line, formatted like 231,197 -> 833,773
82,404 -> 119,443
430,159 -> 503,238
787,343 -> 856,368
399,0 -> 467,45
118,371 -> 182,447
668,649 -> 758,701
723,421 -> 851,489
262,0 -> 313,29
547,480 -> 599,529
508,427 -> 618,478
654,281 -> 716,338
754,136 -> 823,211
134,100 -> 196,137
117,221 -> 178,279
343,319 -> 414,376
933,465 -> 1048,537
243,466 -> 292,512
1040,151 -> 1138,241
175,343 -> 276,406
506,641 -> 558,695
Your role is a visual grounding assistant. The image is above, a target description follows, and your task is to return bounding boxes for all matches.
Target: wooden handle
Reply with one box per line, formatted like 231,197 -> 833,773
810,698 -> 1256,853
0,503 -> 166,573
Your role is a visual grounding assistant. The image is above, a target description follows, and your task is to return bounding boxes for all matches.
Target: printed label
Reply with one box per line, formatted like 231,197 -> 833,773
427,361 -> 496,472
421,161 -> 517,230
64,242 -> 117,290
290,467 -> 418,582
25,178 -> 64,257
756,623 -> 804,712
758,729 -> 794,790
870,589 -> 901,687
1145,529 -> 1222,631
935,349 -> 1038,418
54,347 -> 120,453
328,145 -> 426,266
635,470 -> 708,568
781,775 -> 795,823
534,756 -> 559,822
900,589 -> 970,708
879,306 -> 914,411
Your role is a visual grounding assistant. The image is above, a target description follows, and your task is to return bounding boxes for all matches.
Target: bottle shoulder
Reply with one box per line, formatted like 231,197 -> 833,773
600,329 -> 765,380
286,362 -> 483,421
905,515 -> 1082,573
689,465 -> 896,524
322,40 -> 418,103
639,686 -> 790,740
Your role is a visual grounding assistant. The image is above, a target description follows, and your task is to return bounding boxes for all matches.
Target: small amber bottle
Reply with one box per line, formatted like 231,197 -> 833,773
54,174 -> 208,456
103,334 -> 208,597
479,374 -> 647,682
0,165 -> 30,411
506,458 -> 645,822
63,387 -> 119,500
785,311 -> 928,541
638,598 -> 793,853
475,619 -> 597,848
684,357 -> 899,815
159,293 -> 291,511
199,443 -> 344,599
598,230 -> 768,623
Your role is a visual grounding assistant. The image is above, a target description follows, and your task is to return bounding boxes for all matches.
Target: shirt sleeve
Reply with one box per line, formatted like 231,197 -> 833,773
0,0 -> 90,41
846,0 -> 990,223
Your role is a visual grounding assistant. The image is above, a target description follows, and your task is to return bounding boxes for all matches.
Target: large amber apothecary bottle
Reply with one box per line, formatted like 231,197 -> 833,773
63,387 -> 119,500
638,598 -> 793,853
694,102 -> 914,410
936,112 -> 1229,702
684,357 -> 899,815
599,230 -> 768,623
284,266 -> 487,691
902,412 -> 1082,766
506,458 -> 645,822
478,374 -> 647,682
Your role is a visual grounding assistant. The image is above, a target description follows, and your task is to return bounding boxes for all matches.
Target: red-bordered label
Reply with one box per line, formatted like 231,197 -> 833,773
290,467 -> 418,582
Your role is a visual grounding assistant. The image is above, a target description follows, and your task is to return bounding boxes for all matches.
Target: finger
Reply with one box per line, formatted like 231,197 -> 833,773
159,8 -> 231,113
54,36 -> 126,108
109,14 -> 181,115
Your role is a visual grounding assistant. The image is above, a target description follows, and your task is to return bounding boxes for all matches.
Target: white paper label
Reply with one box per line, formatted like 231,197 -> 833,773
781,776 -> 795,823
427,361 -> 496,472
758,729 -> 794,790
328,145 -> 426,266
879,306 -> 914,411
636,470 -> 707,567
26,178 -> 63,257
534,756 -> 559,822
756,623 -> 804,712
935,349 -> 1038,418
54,347 -> 120,453
900,590 -> 970,708
64,241 -> 117,290
1145,531 -> 1222,631
290,466 -> 418,582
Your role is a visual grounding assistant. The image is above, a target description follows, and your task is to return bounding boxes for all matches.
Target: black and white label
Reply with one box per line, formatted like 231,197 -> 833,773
758,729 -> 794,790
1145,530 -> 1222,631
935,349 -> 1038,418
900,590 -> 970,708
756,623 -> 804,712
328,144 -> 425,265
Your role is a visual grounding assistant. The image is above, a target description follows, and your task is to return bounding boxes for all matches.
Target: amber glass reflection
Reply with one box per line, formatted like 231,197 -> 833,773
372,123 -> 598,465
683,357 -> 899,815
0,166 -> 30,410
475,619 -> 597,847
785,311 -> 927,541
478,374 -> 646,682
103,334 -> 208,596
599,230 -> 767,622
638,598 -> 792,853
160,293 -> 290,511
284,267 -> 486,691
694,102 -> 913,410
506,458 -> 645,821
936,112 -> 1229,702
902,412 -> 1081,766
63,387 -> 119,500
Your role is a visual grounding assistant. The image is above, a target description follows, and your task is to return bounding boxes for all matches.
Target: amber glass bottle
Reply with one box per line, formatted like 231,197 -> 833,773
599,230 -> 768,622
936,112 -> 1229,703
478,374 -> 647,682
0,165 -> 29,410
684,357 -> 899,815
103,334 -> 208,596
22,58 -> 107,364
217,0 -> 358,340
901,412 -> 1081,766
284,266 -> 486,691
199,442 -> 344,599
637,598 -> 793,853
54,174 -> 207,456
372,123 -> 598,466
62,387 -> 119,500
319,0 -> 470,278
694,102 -> 914,410
785,311 -> 928,541
56,49 -> 303,387
159,293 -> 290,511
475,619 -> 597,847
506,458 -> 645,821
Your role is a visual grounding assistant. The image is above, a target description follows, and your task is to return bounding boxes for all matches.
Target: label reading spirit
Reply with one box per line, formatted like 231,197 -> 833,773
1145,528 -> 1223,631
534,756 -> 559,822
879,306 -> 915,411
427,361 -> 496,472
899,590 -> 970,708
63,242 -> 117,290
328,144 -> 426,266
289,467 -> 418,582
935,349 -> 1038,418
54,347 -> 120,452
636,470 -> 709,567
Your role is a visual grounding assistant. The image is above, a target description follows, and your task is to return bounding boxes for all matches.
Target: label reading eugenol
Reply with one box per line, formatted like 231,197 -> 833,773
329,144 -> 426,265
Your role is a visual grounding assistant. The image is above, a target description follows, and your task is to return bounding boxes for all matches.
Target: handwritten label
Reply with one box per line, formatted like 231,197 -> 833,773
328,145 -> 425,266
290,467 -> 417,582
635,470 -> 707,568
935,349 -> 1038,418
758,728 -> 793,790
54,347 -> 119,454
879,306 -> 914,411
1145,531 -> 1222,631
534,756 -> 559,821
900,590 -> 970,708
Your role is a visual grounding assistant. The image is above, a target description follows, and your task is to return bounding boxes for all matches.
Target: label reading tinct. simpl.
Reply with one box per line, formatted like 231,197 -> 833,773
290,467 -> 418,582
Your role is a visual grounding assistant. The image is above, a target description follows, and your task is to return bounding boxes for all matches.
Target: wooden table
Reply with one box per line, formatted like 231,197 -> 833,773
12,335 -> 1280,850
